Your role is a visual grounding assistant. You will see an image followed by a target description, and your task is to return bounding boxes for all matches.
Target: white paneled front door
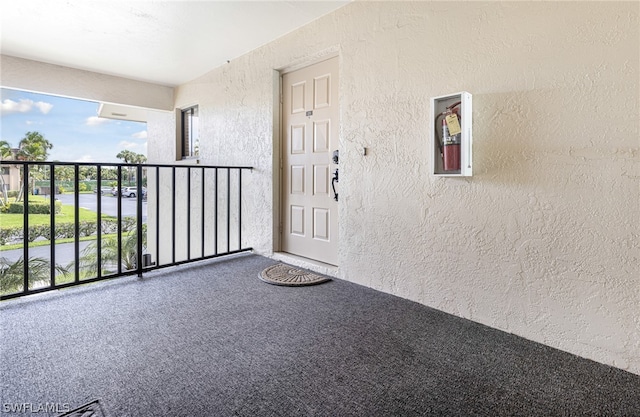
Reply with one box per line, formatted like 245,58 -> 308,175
281,57 -> 339,265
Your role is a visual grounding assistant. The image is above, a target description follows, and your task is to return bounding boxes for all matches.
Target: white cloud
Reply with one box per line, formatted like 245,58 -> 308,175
132,130 -> 147,140
116,141 -> 147,157
121,141 -> 135,149
1,98 -> 53,114
85,116 -> 109,126
75,154 -> 96,162
118,140 -> 142,152
1,99 -> 29,113
34,101 -> 53,114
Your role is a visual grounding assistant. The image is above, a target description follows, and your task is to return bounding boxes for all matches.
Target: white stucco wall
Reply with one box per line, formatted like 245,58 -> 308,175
148,2 -> 640,374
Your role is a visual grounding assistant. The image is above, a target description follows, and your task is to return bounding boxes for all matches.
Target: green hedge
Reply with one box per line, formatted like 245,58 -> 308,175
3,201 -> 62,214
0,216 -> 138,245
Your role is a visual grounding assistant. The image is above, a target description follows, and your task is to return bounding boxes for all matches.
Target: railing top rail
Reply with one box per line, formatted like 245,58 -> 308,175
0,161 -> 253,170
0,158 -> 253,301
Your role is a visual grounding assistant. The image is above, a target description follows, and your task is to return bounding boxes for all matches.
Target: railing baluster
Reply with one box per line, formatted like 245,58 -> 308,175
1,162 -> 253,301
136,164 -> 143,277
227,168 -> 231,254
201,167 -> 205,258
187,167 -> 191,260
171,166 -> 176,264
238,169 -> 242,252
155,166 -> 160,268
96,164 -> 102,279
117,166 -> 122,275
214,168 -> 218,255
74,165 -> 80,283
22,164 -> 29,293
50,164 -> 56,288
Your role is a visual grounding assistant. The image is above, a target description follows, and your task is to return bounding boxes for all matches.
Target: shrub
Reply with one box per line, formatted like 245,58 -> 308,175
59,223 -> 77,239
0,216 -> 142,246
0,226 -> 22,245
31,204 -> 51,215
27,225 -> 47,242
6,203 -> 47,214
4,202 -> 61,215
40,225 -> 54,241
79,221 -> 95,237
6,203 -> 24,214
121,216 -> 136,232
101,219 -> 118,234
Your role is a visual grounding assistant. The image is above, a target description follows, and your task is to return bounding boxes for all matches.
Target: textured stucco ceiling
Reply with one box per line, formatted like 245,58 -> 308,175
0,0 -> 348,87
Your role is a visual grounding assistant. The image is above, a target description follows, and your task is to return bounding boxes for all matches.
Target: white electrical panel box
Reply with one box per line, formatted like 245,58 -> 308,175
431,91 -> 472,176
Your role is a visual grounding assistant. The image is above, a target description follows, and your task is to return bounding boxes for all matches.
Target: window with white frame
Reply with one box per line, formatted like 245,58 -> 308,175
180,106 -> 199,159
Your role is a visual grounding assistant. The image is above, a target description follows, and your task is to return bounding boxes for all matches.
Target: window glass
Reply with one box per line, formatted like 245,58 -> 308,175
181,106 -> 199,159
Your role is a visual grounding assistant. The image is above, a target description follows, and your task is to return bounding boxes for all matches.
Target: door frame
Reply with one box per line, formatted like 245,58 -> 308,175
272,50 -> 340,259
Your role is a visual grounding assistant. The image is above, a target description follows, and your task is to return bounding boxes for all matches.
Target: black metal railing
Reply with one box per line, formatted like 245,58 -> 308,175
0,161 -> 253,300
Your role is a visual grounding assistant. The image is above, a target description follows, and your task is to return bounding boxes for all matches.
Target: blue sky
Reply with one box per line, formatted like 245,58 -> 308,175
1,88 -> 147,163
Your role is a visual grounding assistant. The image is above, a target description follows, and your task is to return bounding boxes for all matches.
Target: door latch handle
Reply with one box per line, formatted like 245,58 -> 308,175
331,168 -> 338,201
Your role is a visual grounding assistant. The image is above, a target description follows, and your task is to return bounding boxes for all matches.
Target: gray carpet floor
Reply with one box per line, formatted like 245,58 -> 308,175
1,254 -> 639,416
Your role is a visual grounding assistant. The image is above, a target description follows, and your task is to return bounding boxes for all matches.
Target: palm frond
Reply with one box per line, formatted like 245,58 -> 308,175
0,256 -> 69,294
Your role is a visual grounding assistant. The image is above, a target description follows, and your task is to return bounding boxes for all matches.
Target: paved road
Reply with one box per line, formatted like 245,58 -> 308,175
0,241 -> 92,265
55,193 -> 147,222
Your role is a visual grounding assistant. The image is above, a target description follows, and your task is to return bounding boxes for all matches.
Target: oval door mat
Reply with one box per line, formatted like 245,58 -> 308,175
259,263 -> 331,286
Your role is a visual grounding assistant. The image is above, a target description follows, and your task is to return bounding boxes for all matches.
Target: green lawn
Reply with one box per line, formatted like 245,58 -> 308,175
0,195 -> 112,228
0,195 -> 118,250
0,195 -> 141,297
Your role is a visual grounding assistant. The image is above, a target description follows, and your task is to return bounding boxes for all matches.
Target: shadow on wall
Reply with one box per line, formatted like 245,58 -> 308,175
472,91 -> 540,186
473,89 -> 608,189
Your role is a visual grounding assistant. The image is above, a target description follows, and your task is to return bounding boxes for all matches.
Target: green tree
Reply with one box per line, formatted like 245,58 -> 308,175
116,150 -> 133,163
0,141 -> 11,159
16,131 -> 53,161
53,165 -> 74,193
133,153 -> 147,164
0,140 -> 13,207
101,167 -> 118,181
80,166 -> 97,181
77,226 -> 146,276
116,150 -> 135,185
116,150 -> 146,185
14,131 -> 54,201
54,165 -> 74,182
0,256 -> 68,295
132,153 -> 147,187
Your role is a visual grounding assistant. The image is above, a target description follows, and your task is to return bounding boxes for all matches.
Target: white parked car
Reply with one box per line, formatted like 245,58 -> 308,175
121,186 -> 147,198
122,187 -> 137,197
